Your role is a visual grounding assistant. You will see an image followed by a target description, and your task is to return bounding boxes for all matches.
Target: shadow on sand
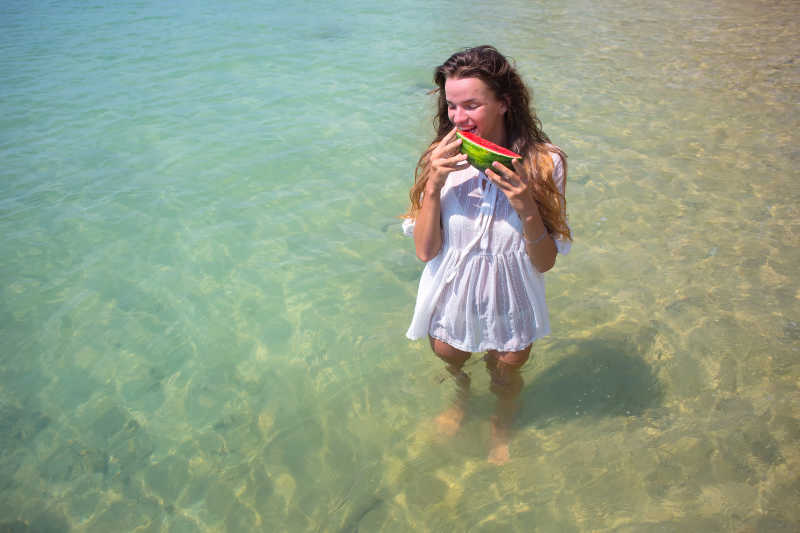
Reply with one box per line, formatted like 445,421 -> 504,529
519,335 -> 664,428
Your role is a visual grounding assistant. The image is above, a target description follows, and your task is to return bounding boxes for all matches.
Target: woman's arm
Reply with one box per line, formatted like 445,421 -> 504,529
519,210 -> 558,273
485,157 -> 558,273
413,183 -> 444,262
412,128 -> 467,262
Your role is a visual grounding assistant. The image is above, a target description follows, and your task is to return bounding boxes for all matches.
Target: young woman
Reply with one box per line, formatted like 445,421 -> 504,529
402,46 -> 572,464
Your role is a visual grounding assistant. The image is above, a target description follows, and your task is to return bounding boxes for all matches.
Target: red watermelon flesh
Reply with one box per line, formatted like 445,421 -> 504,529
456,130 -> 521,171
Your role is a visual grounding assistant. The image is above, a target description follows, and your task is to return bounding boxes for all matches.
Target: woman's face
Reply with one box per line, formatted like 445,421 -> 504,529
444,76 -> 508,147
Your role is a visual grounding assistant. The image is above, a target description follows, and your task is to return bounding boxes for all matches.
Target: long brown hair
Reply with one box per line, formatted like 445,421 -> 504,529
405,45 -> 571,241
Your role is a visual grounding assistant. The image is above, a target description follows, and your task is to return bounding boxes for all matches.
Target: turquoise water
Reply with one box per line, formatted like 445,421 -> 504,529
1,0 -> 798,531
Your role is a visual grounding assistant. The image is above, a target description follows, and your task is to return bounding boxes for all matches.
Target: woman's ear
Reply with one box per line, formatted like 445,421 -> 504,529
501,95 -> 510,114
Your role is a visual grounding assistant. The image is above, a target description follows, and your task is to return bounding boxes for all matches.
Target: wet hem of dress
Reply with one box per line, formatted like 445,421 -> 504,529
422,330 -> 551,354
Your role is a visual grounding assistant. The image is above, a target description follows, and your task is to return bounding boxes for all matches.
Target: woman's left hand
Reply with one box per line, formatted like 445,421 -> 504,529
485,159 -> 538,218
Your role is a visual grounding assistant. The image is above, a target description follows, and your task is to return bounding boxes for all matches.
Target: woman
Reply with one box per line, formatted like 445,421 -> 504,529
402,46 -> 572,464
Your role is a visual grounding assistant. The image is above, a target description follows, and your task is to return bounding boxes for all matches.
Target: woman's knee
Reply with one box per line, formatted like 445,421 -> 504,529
487,346 -> 531,388
490,346 -> 531,370
429,337 -> 471,367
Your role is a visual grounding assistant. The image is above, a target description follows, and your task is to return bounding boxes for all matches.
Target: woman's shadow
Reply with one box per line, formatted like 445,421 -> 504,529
519,335 -> 664,428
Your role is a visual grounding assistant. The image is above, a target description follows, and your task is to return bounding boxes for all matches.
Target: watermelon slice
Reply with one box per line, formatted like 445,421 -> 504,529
456,130 -> 521,172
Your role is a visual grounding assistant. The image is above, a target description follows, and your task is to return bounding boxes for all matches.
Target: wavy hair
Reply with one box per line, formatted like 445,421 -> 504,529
405,45 -> 571,241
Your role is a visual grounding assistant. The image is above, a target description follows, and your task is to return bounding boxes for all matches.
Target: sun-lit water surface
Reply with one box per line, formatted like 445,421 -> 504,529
1,0 -> 798,531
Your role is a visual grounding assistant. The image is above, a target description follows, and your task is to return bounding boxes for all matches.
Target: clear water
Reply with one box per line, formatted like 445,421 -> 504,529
1,0 -> 798,531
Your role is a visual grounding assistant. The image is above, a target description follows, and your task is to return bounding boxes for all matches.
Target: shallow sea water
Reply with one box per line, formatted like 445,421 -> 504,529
1,0 -> 798,531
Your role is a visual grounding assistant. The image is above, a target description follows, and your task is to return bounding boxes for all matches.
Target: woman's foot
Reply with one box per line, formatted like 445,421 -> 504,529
488,416 -> 511,465
428,342 -> 472,438
435,405 -> 465,437
488,443 -> 510,465
485,348 -> 530,465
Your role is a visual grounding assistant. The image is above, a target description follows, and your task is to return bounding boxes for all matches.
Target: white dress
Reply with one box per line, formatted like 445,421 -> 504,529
403,152 -> 571,353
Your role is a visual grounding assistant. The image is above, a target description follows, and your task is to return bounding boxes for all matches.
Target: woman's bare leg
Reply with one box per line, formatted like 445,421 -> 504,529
429,337 -> 471,436
486,346 -> 531,464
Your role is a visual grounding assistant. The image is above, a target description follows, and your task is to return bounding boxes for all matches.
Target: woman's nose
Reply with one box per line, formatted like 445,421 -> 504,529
452,107 -> 466,124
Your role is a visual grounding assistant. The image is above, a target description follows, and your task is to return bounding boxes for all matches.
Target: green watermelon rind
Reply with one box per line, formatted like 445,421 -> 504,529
456,131 -> 520,172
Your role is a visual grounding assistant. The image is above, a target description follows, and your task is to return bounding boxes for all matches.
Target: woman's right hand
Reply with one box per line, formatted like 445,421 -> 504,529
427,128 -> 467,192
413,128 -> 464,262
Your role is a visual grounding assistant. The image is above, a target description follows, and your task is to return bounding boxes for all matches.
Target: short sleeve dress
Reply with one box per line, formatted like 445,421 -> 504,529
403,152 -> 570,353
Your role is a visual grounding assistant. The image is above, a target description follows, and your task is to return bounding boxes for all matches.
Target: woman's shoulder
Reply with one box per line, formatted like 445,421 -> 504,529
543,144 -> 566,167
542,144 -> 566,182
524,144 -> 566,180
527,144 -> 566,193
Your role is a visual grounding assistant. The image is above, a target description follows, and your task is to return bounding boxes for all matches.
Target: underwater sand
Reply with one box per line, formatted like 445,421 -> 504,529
1,0 -> 798,531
